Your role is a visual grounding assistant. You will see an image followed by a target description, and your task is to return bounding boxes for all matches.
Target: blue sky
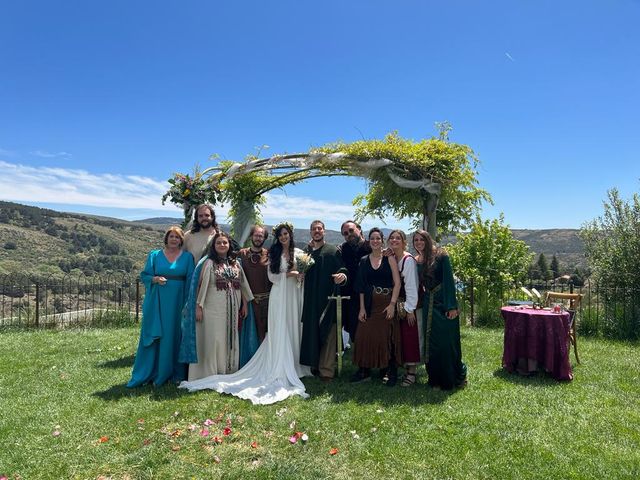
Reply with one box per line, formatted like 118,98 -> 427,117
1,0 -> 639,232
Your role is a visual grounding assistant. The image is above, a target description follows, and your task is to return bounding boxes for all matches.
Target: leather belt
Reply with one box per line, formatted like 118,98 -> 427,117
373,286 -> 391,295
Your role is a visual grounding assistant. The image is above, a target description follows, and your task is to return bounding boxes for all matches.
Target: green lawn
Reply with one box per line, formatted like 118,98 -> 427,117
1,326 -> 639,479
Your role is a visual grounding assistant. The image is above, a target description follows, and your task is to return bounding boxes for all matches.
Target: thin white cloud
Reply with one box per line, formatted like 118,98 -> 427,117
0,162 -> 366,228
30,150 -> 72,158
0,161 -> 175,211
260,193 -> 356,223
505,52 -> 515,62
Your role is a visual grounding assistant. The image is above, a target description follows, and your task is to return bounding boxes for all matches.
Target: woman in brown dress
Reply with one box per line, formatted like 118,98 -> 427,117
350,228 -> 401,384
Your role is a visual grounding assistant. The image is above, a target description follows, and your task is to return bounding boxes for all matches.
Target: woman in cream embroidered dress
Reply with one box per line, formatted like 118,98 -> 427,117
187,232 -> 253,380
180,222 -> 312,405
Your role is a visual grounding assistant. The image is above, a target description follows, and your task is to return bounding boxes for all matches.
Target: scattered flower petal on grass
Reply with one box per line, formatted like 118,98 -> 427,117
169,429 -> 182,438
289,420 -> 296,430
213,455 -> 221,464
222,427 -> 232,436
1,475 -> 8,480
251,441 -> 258,448
143,439 -> 151,446
136,419 -> 145,425
52,429 -> 61,437
98,436 -> 109,443
171,445 -> 181,452
172,411 -> 180,418
289,432 -> 306,444
203,418 -> 214,426
200,429 -> 210,437
350,430 -> 360,440
329,448 -> 339,455
213,436 -> 223,444
275,408 -> 287,417
188,423 -> 199,432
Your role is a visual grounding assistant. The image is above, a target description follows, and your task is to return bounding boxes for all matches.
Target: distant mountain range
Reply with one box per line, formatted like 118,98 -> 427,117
135,217 -> 585,268
0,201 -> 585,276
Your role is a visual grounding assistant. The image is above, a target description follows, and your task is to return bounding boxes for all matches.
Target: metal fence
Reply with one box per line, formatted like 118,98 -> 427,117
2,271 -> 638,339
0,272 -> 141,328
457,277 -> 640,340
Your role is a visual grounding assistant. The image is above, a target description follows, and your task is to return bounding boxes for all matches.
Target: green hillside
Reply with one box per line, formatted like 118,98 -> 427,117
0,201 -> 164,276
0,201 -> 586,276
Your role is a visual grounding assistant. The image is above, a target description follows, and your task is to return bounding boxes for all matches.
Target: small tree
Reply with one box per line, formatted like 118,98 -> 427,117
537,253 -> 552,281
448,215 -> 533,326
550,254 -> 560,278
581,187 -> 640,339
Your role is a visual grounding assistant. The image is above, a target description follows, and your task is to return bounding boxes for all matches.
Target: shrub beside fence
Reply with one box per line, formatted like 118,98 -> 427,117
0,273 -> 141,328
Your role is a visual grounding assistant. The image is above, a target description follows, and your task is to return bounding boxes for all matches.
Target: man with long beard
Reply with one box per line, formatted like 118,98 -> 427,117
300,220 -> 347,382
238,225 -> 272,342
183,204 -> 219,263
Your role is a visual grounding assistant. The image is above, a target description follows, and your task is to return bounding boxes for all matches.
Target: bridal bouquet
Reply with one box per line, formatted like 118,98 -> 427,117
294,252 -> 315,288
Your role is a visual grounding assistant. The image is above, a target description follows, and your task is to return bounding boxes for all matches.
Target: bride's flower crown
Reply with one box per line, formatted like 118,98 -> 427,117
272,221 -> 295,236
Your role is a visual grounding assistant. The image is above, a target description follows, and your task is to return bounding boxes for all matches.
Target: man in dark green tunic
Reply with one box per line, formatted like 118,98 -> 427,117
300,220 -> 347,382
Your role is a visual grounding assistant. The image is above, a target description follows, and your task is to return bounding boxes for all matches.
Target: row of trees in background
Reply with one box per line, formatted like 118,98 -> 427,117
529,252 -> 587,286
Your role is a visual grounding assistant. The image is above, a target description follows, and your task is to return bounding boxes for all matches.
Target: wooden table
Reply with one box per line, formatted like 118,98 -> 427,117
501,306 -> 573,381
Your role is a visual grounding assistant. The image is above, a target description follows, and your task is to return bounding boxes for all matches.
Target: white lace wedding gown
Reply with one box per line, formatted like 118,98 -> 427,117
179,249 -> 312,404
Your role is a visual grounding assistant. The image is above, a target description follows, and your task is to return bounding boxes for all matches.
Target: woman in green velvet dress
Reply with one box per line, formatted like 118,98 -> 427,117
420,231 -> 467,390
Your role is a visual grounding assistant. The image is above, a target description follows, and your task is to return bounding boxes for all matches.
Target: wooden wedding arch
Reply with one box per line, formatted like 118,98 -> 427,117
162,129 -> 490,245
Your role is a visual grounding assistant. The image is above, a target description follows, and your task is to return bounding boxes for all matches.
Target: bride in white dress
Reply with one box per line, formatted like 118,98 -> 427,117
179,222 -> 312,405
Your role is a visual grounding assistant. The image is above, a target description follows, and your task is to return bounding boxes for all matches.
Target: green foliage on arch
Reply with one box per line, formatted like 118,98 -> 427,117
162,129 -> 491,237
317,131 -> 491,234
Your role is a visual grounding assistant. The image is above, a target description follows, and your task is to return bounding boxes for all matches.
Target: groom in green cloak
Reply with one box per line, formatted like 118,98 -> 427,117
300,220 -> 348,382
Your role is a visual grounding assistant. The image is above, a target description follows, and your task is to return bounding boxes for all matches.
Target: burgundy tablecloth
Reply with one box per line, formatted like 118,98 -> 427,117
501,306 -> 573,381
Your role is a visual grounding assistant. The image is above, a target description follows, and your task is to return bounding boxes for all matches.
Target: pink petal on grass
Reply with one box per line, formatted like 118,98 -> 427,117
251,441 -> 258,448
203,418 -> 214,426
200,429 -> 210,437
52,430 -> 61,437
289,435 -> 298,444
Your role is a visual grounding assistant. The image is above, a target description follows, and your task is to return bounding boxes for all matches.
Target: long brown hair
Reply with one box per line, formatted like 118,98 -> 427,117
269,224 -> 295,274
207,231 -> 238,265
414,230 -> 444,286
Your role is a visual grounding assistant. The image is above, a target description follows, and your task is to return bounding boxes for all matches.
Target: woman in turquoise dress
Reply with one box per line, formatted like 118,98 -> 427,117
420,230 -> 467,390
127,226 -> 195,387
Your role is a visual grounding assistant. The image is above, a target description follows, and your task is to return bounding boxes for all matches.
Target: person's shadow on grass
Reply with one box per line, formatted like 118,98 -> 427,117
492,368 -> 571,387
93,381 -> 191,402
96,354 -> 135,369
